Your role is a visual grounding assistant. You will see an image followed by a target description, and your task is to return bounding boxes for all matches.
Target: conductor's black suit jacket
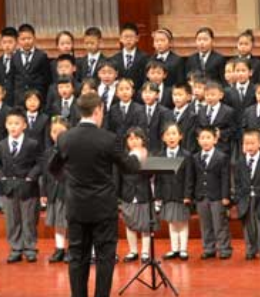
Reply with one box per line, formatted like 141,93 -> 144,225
49,122 -> 140,223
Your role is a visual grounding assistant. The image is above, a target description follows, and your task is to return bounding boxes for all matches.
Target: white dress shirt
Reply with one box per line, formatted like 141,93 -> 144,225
157,51 -> 170,62
246,151 -> 260,179
123,48 -> 136,69
21,47 -> 35,66
167,145 -> 180,158
120,100 -> 132,114
173,104 -> 189,122
201,147 -> 215,166
62,96 -> 74,109
8,133 -> 25,155
207,102 -> 221,124
98,82 -> 117,111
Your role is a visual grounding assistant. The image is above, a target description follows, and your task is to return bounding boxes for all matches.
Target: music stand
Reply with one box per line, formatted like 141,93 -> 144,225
119,157 -> 183,296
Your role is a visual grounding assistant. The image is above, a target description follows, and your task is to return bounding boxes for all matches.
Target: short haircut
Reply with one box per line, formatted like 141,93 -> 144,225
197,126 -> 217,137
125,127 -> 147,149
162,122 -> 183,136
57,54 -> 76,66
97,59 -> 118,72
57,75 -> 74,86
196,27 -> 214,39
117,78 -> 134,90
24,89 -> 43,103
1,26 -> 18,39
121,22 -> 139,35
153,28 -> 173,40
84,27 -> 102,39
6,106 -> 27,122
234,57 -> 252,70
81,78 -> 98,92
141,81 -> 160,93
238,29 -> 255,43
51,115 -> 71,130
204,80 -> 224,92
243,128 -> 260,141
193,76 -> 208,85
145,60 -> 168,74
173,83 -> 192,95
77,93 -> 102,117
186,70 -> 204,82
18,23 -> 35,35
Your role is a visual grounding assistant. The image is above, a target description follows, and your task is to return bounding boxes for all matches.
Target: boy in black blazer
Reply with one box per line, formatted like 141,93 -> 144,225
0,27 -> 18,107
112,23 -> 149,91
77,27 -> 106,83
243,84 -> 260,130
194,127 -> 232,259
197,81 -> 235,155
12,24 -> 50,106
234,129 -> 260,260
0,107 -> 42,263
0,84 -> 11,141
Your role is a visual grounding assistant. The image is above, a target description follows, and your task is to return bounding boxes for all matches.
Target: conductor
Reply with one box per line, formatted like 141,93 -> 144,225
49,93 -> 146,297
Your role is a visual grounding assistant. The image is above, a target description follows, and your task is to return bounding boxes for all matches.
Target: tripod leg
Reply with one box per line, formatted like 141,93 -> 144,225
118,262 -> 150,295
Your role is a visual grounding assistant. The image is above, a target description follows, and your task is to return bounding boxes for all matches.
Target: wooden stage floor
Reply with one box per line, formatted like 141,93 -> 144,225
1,239 -> 260,297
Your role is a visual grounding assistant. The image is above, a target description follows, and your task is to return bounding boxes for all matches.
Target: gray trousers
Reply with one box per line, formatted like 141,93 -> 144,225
3,196 -> 39,256
196,198 -> 232,255
242,196 -> 260,255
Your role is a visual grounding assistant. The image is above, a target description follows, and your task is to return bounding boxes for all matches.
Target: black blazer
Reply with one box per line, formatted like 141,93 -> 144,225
25,112 -> 50,151
234,155 -> 260,219
48,97 -> 80,127
232,55 -> 260,84
49,122 -> 140,222
193,149 -> 230,201
107,101 -> 146,152
242,104 -> 260,130
186,50 -> 226,84
112,49 -> 149,90
154,148 -> 194,203
0,55 -> 14,106
0,136 -> 42,198
164,105 -> 198,153
76,53 -> 106,82
12,48 -> 50,106
150,51 -> 185,86
41,147 -> 66,202
0,103 -> 11,141
144,104 -> 169,154
196,103 -> 235,154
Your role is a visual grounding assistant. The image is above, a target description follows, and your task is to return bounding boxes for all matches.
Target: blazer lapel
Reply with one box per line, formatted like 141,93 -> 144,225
212,104 -> 224,125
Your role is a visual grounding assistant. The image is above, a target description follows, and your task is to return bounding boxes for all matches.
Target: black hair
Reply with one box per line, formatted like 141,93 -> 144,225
56,54 -> 76,66
84,27 -> 102,39
243,128 -> 260,140
97,59 -> 118,72
50,115 -> 71,130
173,83 -> 192,95
238,29 -> 255,43
145,60 -> 168,74
234,57 -> 252,70
125,127 -> 147,150
141,81 -> 160,93
196,27 -> 214,39
57,75 -> 74,86
55,30 -> 75,56
197,126 -> 218,137
6,106 -> 27,122
161,121 -> 183,136
193,75 -> 208,85
153,28 -> 173,41
77,93 -> 102,117
24,89 -> 43,107
204,80 -> 224,93
18,23 -> 35,35
117,78 -> 135,89
81,78 -> 98,92
1,27 -> 18,39
186,70 -> 204,82
120,22 -> 139,35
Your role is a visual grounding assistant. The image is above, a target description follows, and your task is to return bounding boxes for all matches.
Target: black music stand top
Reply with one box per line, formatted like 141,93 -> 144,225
140,156 -> 184,174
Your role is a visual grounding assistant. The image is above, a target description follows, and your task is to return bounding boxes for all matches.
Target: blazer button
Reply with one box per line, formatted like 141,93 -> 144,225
203,181 -> 207,186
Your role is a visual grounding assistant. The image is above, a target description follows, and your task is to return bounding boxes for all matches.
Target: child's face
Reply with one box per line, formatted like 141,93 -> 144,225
142,88 -> 158,106
163,126 -> 182,149
235,62 -> 252,83
193,83 -> 205,101
116,81 -> 134,103
256,86 -> 260,104
51,123 -> 67,143
198,130 -> 217,151
0,36 -> 17,55
196,32 -> 213,53
173,88 -> 190,108
243,134 -> 260,156
120,29 -> 139,51
147,67 -> 167,85
84,35 -> 100,54
0,87 -> 6,102
57,35 -> 73,54
225,63 -> 236,85
25,95 -> 41,112
153,32 -> 170,54
205,88 -> 223,106
6,115 -> 27,138
237,36 -> 253,56
57,60 -> 76,76
98,66 -> 117,85
58,83 -> 74,99
127,132 -> 144,150
81,84 -> 96,96
18,31 -> 35,51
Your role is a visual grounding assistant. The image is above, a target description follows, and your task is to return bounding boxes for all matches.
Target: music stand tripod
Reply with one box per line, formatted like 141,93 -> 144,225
119,157 -> 183,296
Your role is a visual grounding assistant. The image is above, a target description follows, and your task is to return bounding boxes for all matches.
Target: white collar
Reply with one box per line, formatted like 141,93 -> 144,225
201,147 -> 215,159
8,133 -> 24,145
27,111 -> 38,118
175,104 -> 189,114
157,51 -> 170,60
62,95 -> 74,106
123,47 -> 137,57
167,145 -> 180,157
236,80 -> 250,90
80,118 -> 97,125
21,47 -> 35,55
199,51 -> 211,60
120,100 -> 132,109
99,81 -> 117,92
207,101 -> 221,111
146,102 -> 157,113
88,51 -> 100,61
246,151 -> 260,162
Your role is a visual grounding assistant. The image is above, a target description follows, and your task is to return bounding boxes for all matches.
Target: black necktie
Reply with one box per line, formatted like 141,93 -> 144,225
247,157 -> 254,178
168,150 -> 176,158
200,53 -> 206,72
126,54 -> 133,69
172,110 -> 180,123
156,54 -> 165,63
207,107 -> 214,124
62,100 -> 70,118
24,51 -> 32,71
87,58 -> 96,76
121,105 -> 126,120
4,57 -> 10,74
147,107 -> 152,125
201,153 -> 209,168
28,115 -> 35,129
11,140 -> 18,156
239,87 -> 245,102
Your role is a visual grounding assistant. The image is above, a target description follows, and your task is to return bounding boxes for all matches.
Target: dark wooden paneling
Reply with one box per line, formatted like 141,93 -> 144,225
0,0 -> 5,31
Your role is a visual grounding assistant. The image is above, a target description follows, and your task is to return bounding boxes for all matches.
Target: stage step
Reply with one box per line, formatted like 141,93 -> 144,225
0,211 -> 243,239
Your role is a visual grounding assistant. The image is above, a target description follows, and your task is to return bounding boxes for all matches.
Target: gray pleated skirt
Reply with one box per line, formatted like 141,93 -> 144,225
160,201 -> 190,222
46,199 -> 67,229
121,201 -> 160,233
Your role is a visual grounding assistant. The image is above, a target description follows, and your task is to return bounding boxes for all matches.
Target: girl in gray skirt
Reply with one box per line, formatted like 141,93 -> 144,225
121,127 -> 157,264
155,122 -> 194,260
41,116 -> 70,263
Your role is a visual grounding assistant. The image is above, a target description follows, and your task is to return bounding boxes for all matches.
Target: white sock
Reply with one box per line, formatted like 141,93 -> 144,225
55,228 -> 66,249
178,221 -> 189,252
141,232 -> 150,254
169,222 -> 179,252
126,227 -> 138,254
